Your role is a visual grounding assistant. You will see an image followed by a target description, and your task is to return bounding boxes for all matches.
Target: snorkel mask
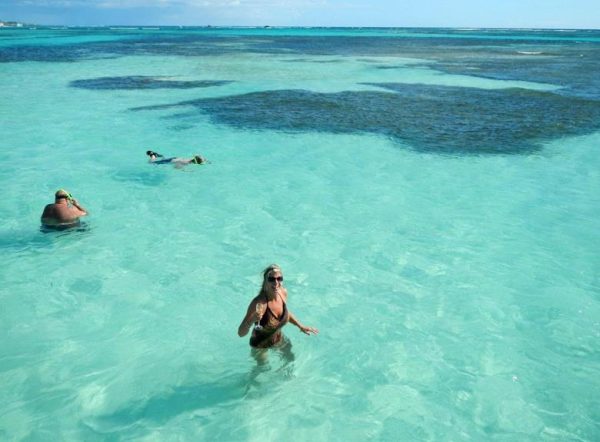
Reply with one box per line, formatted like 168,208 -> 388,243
56,189 -> 73,201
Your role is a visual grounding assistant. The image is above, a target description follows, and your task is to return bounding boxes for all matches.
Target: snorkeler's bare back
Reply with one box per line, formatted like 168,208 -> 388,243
41,203 -> 87,225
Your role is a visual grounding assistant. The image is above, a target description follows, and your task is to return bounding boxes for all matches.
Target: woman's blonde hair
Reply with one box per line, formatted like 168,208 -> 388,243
258,264 -> 282,297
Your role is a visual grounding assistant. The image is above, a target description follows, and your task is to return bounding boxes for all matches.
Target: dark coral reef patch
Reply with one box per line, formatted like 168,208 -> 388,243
70,76 -> 231,90
133,84 -> 600,154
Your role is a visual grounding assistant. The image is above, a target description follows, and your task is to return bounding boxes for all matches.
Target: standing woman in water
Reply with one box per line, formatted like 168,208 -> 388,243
238,264 -> 318,349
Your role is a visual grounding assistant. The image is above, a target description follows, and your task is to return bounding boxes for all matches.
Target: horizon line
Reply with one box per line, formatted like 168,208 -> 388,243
2,23 -> 600,31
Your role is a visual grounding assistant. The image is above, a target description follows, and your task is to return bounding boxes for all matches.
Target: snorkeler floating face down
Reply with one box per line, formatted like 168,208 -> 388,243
146,151 -> 208,166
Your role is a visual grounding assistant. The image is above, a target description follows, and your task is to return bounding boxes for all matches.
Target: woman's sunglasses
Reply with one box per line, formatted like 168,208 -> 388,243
267,276 -> 283,282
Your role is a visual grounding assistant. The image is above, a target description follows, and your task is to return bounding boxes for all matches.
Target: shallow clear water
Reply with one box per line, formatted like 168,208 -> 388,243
0,27 -> 599,441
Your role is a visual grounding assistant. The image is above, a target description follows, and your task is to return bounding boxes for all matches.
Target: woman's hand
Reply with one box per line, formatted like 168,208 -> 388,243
253,303 -> 265,329
239,300 -> 264,337
299,325 -> 319,335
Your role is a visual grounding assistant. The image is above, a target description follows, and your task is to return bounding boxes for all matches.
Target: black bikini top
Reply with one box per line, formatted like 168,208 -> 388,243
256,294 -> 289,328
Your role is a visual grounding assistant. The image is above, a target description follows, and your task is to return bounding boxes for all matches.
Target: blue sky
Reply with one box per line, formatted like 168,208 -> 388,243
1,0 -> 599,28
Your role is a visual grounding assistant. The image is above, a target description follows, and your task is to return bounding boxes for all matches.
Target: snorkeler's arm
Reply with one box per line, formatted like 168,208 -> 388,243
288,312 -> 319,335
70,199 -> 88,216
238,300 -> 260,337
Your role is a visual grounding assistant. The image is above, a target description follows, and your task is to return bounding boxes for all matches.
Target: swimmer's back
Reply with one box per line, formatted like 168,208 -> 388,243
41,203 -> 86,226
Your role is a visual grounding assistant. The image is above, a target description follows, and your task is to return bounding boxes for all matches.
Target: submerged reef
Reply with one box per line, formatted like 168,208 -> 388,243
133,84 -> 600,155
70,76 -> 231,90
6,30 -> 600,154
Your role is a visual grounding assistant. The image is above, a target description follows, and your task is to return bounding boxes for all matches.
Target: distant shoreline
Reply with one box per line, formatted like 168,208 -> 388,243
0,21 -> 25,28
1,24 -> 599,32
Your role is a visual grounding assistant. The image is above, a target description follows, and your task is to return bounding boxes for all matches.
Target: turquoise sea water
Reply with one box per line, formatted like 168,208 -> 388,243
1,27 -> 599,440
